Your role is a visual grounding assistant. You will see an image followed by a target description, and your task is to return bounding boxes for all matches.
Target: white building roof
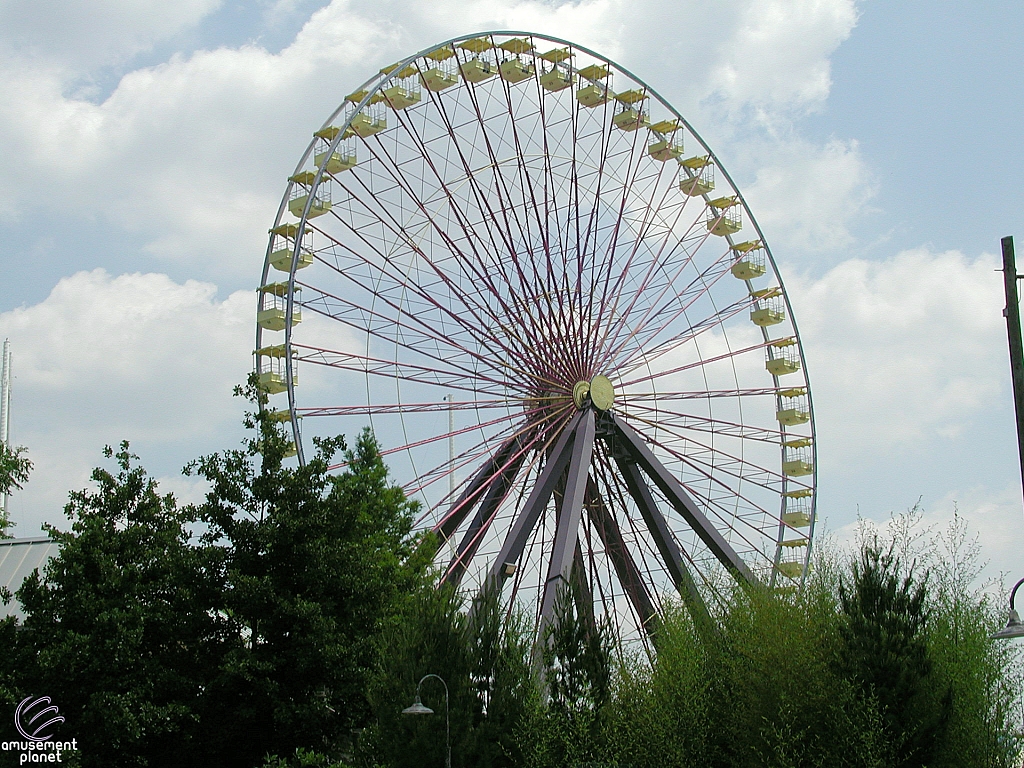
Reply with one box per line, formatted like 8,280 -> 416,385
0,537 -> 58,621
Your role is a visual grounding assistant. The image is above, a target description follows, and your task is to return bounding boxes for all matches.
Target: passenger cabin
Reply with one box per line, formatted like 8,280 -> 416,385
256,344 -> 297,395
730,240 -> 766,280
706,195 -> 741,236
782,436 -> 813,477
421,46 -> 458,92
458,38 -> 497,82
268,223 -> 313,272
380,64 -> 422,110
647,120 -> 683,161
782,488 -> 813,527
576,64 -> 611,107
288,171 -> 331,219
679,155 -> 714,196
776,387 -> 810,426
612,90 -> 649,131
498,38 -> 535,83
257,283 -> 301,332
750,287 -> 785,327
538,48 -> 574,92
766,336 -> 801,376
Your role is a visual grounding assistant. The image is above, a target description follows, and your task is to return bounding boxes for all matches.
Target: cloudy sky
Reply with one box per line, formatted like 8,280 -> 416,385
1,0 -> 1022,583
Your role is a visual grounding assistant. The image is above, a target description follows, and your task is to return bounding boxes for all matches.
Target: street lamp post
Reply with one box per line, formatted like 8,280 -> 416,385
995,237 -> 1024,643
402,673 -> 451,768
992,577 -> 1024,640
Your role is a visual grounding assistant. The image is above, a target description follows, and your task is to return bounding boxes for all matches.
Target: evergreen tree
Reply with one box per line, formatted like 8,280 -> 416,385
835,538 -> 950,767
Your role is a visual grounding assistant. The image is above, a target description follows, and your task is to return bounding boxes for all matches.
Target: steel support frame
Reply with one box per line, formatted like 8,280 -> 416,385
613,452 -> 714,631
537,409 -> 597,636
484,410 -> 587,586
443,438 -> 529,587
584,476 -> 659,636
434,433 -> 520,542
608,412 -> 756,584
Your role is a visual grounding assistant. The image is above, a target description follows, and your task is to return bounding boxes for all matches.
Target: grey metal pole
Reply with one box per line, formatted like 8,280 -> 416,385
1001,236 -> 1024,516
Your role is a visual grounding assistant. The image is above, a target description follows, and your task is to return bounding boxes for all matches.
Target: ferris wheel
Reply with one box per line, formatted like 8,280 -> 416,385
254,31 -> 817,647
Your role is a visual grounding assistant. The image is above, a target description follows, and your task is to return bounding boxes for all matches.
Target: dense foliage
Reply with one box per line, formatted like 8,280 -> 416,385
0,442 -> 31,536
0,381 -> 427,768
0,385 -> 1020,767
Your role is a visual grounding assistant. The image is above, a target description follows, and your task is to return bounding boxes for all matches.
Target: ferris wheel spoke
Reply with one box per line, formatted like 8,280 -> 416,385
453,92 -> 550,317
624,387 -> 781,401
609,293 -> 760,376
290,343 -> 513,396
403,402 -> 574,499
295,396 -> 529,417
297,279 -> 515,369
321,163 -> 551,371
600,242 -> 744,371
618,337 -> 776,387
593,198 -> 721,367
413,77 -> 548,321
621,404 -> 785,444
382,109 -> 552,352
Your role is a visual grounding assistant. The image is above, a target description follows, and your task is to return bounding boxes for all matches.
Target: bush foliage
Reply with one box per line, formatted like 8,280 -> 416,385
0,383 -> 1019,767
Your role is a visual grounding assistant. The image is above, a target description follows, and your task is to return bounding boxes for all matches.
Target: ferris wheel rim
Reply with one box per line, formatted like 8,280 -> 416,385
254,31 -> 818,635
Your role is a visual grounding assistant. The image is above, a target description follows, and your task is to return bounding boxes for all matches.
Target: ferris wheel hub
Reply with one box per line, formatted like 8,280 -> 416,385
589,375 -> 615,411
572,375 -> 615,411
572,381 -> 590,408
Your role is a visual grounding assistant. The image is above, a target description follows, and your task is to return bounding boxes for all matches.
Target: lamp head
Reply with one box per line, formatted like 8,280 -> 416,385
991,609 -> 1024,640
402,696 -> 435,715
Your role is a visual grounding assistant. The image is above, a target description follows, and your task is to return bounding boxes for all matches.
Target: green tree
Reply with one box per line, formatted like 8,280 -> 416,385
0,442 -> 31,536
519,585 -> 615,768
12,442 -> 225,767
835,537 -> 951,767
365,579 -> 536,768
188,381 -> 428,767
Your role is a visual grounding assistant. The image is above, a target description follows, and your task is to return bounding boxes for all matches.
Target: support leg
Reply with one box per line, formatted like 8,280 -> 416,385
538,409 -> 596,638
609,413 -> 756,584
483,411 -> 586,588
585,476 -> 659,637
443,440 -> 528,587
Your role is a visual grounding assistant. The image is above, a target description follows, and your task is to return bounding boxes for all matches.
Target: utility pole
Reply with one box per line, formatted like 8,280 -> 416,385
447,394 -> 455,496
1001,236 -> 1024,516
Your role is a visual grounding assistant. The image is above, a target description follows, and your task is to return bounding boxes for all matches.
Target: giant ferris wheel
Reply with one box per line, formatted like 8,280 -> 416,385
254,32 -> 817,648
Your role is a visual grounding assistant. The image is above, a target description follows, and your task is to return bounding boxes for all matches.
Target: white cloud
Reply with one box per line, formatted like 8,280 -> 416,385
0,0 -> 223,70
0,270 -> 253,533
0,0 -> 865,279
743,137 -> 876,255
789,247 -> 1005,460
707,0 -> 858,112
